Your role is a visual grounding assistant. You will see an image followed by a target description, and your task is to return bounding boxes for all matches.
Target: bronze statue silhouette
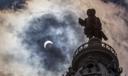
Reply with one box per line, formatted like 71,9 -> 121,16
79,8 -> 108,40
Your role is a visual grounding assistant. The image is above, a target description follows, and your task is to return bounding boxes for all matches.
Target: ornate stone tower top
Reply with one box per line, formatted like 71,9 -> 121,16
65,38 -> 122,76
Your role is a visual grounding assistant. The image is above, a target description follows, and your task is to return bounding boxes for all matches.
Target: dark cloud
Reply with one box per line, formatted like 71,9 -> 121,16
102,0 -> 128,9
0,0 -> 27,11
21,12 -> 84,72
43,46 -> 66,71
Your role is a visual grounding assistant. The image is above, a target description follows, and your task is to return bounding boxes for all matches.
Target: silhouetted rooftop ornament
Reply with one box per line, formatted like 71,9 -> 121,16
64,8 -> 122,76
79,8 -> 108,41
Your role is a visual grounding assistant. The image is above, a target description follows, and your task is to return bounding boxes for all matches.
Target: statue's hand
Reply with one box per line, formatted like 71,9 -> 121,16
79,18 -> 85,26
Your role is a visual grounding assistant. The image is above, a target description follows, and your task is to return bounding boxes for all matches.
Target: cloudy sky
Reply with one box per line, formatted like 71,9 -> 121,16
0,0 -> 128,76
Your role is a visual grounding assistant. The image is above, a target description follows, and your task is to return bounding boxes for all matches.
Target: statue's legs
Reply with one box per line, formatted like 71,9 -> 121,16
94,30 -> 102,40
84,28 -> 93,39
83,28 -> 108,41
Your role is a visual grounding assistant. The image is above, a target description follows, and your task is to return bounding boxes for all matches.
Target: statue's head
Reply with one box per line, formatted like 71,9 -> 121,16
87,8 -> 96,17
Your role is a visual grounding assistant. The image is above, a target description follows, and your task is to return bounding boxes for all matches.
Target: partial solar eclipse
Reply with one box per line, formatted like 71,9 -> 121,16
44,40 -> 53,48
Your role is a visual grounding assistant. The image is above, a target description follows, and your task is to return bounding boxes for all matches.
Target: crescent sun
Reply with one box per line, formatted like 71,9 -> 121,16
44,40 -> 53,48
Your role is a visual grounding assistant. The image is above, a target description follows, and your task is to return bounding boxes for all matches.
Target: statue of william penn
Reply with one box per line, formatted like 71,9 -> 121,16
79,8 -> 108,41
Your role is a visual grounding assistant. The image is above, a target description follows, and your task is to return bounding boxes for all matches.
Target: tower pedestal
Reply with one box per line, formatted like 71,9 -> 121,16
65,38 -> 122,76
